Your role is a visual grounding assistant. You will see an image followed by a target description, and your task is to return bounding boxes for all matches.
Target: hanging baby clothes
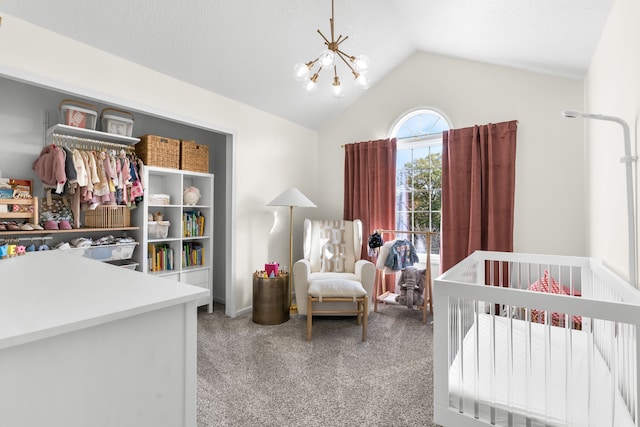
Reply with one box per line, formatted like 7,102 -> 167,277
384,239 -> 419,271
32,144 -> 67,194
34,137 -> 146,219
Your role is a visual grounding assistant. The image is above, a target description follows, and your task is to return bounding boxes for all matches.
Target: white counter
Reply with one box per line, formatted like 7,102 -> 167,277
0,250 -> 209,427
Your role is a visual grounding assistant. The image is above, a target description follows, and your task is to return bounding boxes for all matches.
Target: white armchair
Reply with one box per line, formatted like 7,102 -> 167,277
293,219 -> 376,317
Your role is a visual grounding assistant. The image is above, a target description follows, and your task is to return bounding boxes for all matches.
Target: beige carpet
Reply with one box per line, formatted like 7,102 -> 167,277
196,303 -> 436,427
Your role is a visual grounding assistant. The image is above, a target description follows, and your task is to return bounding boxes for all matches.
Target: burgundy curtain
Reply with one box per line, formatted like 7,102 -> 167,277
344,138 -> 396,261
441,120 -> 518,273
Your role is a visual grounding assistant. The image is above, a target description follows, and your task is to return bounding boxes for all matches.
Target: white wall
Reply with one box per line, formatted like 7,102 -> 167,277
318,52 -> 586,261
0,14 -> 318,316
0,12 -> 593,314
585,0 -> 640,285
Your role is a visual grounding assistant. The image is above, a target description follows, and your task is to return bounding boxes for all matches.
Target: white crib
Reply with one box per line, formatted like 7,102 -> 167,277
433,251 -> 640,427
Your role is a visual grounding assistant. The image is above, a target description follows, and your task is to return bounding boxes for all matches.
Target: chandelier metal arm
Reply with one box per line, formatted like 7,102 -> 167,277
317,29 -> 331,46
336,50 -> 359,78
337,49 -> 356,62
336,35 -> 349,46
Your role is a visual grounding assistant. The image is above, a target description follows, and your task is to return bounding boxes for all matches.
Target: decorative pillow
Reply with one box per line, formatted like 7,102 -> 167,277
528,270 -> 582,329
319,221 -> 347,272
528,269 -> 581,296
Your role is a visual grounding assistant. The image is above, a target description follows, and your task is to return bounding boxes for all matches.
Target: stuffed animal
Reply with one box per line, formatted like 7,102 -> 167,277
396,266 -> 426,309
183,186 -> 201,205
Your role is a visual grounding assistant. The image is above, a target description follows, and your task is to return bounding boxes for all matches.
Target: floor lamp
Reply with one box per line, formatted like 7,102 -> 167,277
268,188 -> 317,312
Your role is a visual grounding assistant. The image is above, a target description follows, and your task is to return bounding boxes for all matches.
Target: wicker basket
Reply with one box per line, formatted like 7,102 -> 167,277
180,140 -> 209,173
135,135 -> 180,169
84,205 -> 131,228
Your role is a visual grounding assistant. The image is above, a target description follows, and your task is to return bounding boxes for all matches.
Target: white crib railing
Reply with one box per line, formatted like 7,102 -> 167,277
434,251 -> 640,427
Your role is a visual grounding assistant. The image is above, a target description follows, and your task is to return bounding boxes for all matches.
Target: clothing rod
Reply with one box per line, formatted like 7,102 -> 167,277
375,229 -> 437,236
51,133 -> 136,152
1,236 -> 54,243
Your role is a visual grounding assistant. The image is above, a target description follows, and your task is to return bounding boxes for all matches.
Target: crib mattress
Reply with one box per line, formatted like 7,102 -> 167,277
448,313 -> 634,427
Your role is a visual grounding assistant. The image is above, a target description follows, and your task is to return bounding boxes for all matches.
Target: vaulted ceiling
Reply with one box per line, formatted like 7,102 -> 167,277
1,0 -> 615,129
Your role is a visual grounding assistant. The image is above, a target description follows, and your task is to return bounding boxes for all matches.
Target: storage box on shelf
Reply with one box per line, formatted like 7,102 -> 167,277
131,166 -> 214,312
135,135 -> 180,169
148,194 -> 170,205
100,108 -> 134,137
148,220 -> 170,239
180,140 -> 209,173
84,205 -> 131,228
71,242 -> 138,261
59,99 -> 98,130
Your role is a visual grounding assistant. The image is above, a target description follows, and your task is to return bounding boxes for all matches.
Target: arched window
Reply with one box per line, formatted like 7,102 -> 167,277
389,109 -> 451,257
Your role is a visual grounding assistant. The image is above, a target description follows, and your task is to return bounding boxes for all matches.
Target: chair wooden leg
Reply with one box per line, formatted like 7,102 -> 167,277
374,270 -> 381,313
362,295 -> 368,341
306,295 -> 313,341
306,295 -> 368,341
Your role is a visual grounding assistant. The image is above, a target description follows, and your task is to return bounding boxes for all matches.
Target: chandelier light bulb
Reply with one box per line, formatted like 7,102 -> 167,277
353,55 -> 370,73
293,63 -> 310,82
332,77 -> 344,98
319,50 -> 336,69
303,79 -> 318,94
355,73 -> 371,90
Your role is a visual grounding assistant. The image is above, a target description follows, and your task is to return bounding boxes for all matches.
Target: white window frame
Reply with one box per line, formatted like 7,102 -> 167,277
389,108 -> 451,266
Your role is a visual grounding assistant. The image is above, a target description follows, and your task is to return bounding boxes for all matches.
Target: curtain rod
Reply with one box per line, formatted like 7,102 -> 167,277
341,120 -> 519,148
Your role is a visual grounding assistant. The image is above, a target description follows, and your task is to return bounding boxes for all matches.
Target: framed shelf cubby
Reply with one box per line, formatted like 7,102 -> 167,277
132,166 -> 214,312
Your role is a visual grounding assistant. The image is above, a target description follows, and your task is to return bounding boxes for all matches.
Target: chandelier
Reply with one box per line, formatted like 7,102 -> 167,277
293,0 -> 371,97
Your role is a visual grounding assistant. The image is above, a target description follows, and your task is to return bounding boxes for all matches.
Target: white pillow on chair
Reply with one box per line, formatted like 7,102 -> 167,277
308,279 -> 367,302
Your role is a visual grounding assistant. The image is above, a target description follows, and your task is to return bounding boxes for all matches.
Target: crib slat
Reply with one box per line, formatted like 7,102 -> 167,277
490,300 -> 496,425
457,298 -> 464,413
588,313 -> 594,427
473,299 -> 479,418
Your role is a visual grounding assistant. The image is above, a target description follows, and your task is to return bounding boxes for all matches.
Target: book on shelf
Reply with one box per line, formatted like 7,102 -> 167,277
182,241 -> 205,268
148,243 -> 174,272
183,210 -> 205,237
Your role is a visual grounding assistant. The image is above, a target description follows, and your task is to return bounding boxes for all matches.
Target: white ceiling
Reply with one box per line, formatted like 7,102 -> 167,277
1,0 -> 615,130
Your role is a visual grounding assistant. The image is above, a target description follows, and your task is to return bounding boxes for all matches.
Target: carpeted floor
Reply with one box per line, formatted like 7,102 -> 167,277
196,303 -> 437,427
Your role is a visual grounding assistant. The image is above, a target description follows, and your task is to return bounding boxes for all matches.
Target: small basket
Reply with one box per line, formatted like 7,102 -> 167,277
148,221 -> 170,239
149,194 -> 170,205
180,140 -> 209,173
84,205 -> 131,228
135,135 -> 180,169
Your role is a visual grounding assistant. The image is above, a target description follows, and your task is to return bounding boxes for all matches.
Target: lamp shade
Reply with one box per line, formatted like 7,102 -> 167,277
267,187 -> 317,208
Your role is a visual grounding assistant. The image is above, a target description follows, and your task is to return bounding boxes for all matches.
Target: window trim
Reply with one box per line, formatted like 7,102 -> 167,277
389,107 -> 451,262
388,106 -> 453,143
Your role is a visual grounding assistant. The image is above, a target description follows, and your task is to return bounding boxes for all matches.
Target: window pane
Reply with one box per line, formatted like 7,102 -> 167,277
392,109 -> 449,256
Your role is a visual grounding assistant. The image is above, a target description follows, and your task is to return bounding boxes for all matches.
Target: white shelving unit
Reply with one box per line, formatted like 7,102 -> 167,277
132,166 -> 214,313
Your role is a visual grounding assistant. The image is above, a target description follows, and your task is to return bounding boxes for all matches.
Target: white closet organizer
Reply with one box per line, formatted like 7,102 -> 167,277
41,125 -> 141,266
132,166 -> 214,313
46,124 -> 141,229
